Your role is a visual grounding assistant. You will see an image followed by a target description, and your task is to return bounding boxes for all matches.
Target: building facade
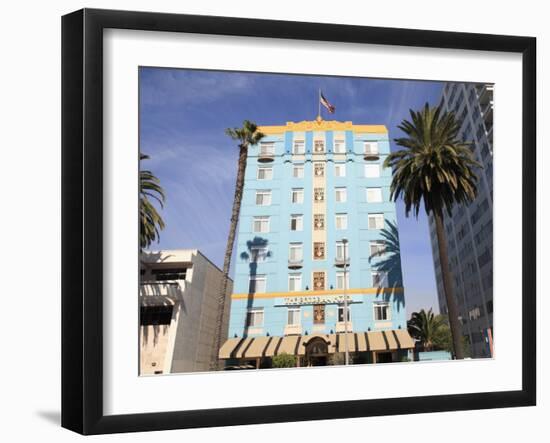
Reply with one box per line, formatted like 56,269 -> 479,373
428,83 -> 494,358
219,119 -> 414,368
140,249 -> 232,375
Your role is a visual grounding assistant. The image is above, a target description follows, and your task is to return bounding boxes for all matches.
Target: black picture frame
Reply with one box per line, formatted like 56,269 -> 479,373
61,8 -> 536,435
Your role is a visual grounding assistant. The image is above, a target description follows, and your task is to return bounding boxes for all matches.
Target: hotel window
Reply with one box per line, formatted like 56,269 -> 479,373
365,164 -> 380,178
287,307 -> 301,325
248,275 -> 267,294
288,273 -> 302,292
313,272 -> 326,290
335,187 -> 347,203
260,142 -> 275,156
255,190 -> 272,206
291,188 -> 304,204
293,140 -> 305,154
369,240 -> 386,256
290,214 -> 303,231
374,302 -> 391,321
247,307 -> 264,327
372,271 -> 387,287
314,162 -> 325,177
313,242 -> 325,260
335,241 -> 348,261
368,213 -> 385,230
334,163 -> 346,177
289,243 -> 303,261
250,246 -> 269,263
337,305 -> 351,322
335,213 -> 348,230
253,216 -> 270,233
314,214 -> 325,230
314,140 -> 325,153
364,142 -> 379,156
333,139 -> 346,153
257,167 -> 273,180
313,305 -> 325,324
336,271 -> 350,290
292,164 -> 304,178
366,187 -> 383,203
314,187 -> 325,202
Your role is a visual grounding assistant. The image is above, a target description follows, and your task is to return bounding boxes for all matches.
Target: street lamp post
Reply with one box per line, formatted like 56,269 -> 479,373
342,238 -> 349,365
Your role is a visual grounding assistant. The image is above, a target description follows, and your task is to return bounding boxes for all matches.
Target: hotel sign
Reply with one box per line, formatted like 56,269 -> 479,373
280,294 -> 356,306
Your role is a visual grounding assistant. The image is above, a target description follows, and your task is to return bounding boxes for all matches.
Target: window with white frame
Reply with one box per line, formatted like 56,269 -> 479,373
335,213 -> 348,230
290,214 -> 303,231
292,165 -> 304,178
366,187 -> 383,203
334,163 -> 346,177
250,245 -> 269,263
248,275 -> 267,294
255,190 -> 272,206
368,213 -> 385,230
287,306 -> 301,325
291,188 -> 304,204
293,140 -> 305,154
336,271 -> 350,290
335,241 -> 348,261
337,305 -> 351,322
289,243 -> 303,261
288,273 -> 302,292
333,139 -> 346,153
369,240 -> 386,256
365,164 -> 380,178
364,141 -> 379,155
373,302 -> 391,321
260,142 -> 275,155
335,187 -> 347,203
257,167 -> 273,180
246,307 -> 264,327
372,271 -> 387,287
253,216 -> 270,233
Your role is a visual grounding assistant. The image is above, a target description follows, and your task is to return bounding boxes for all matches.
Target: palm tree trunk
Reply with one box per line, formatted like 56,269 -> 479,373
210,146 -> 248,370
434,211 -> 465,359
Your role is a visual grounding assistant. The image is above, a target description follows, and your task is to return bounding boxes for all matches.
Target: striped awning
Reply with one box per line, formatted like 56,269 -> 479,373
219,330 -> 414,359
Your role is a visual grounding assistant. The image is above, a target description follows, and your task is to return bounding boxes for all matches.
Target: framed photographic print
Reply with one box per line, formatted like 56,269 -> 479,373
61,8 -> 536,435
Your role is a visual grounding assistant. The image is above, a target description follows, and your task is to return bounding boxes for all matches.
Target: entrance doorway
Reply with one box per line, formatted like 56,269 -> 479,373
306,337 -> 329,366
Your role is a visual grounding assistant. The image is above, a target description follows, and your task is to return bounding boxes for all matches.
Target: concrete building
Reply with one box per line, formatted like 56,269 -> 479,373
219,118 -> 414,368
139,249 -> 232,375
428,83 -> 494,358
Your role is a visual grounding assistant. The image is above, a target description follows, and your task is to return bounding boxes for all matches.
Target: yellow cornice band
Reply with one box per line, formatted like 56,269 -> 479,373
231,287 -> 404,300
258,120 -> 388,135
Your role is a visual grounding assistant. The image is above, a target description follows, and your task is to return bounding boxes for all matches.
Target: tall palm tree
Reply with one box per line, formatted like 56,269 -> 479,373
140,153 -> 166,250
408,309 -> 444,351
211,120 -> 265,370
384,103 -> 480,359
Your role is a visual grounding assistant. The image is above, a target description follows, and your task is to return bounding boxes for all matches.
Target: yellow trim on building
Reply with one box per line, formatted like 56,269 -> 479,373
258,120 -> 388,135
231,287 -> 404,300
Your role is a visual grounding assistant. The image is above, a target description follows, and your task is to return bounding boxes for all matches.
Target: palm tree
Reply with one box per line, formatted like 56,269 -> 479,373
211,120 -> 265,370
140,153 -> 166,250
408,309 -> 445,351
384,103 -> 481,359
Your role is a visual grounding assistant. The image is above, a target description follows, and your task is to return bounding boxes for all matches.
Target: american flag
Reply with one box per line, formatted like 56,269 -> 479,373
320,92 -> 335,113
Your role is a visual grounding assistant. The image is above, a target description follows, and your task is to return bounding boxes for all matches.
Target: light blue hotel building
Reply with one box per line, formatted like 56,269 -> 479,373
219,119 -> 414,368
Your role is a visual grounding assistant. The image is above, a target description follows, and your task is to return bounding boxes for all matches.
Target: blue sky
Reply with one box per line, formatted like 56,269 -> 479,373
140,67 -> 444,316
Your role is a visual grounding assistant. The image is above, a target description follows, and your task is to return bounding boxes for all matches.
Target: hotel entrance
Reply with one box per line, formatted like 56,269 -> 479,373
305,337 -> 329,366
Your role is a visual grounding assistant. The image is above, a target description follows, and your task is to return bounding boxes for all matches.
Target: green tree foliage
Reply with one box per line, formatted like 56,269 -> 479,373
272,353 -> 297,368
139,154 -> 166,250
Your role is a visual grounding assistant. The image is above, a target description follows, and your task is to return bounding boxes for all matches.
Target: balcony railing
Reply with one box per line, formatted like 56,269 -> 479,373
363,150 -> 380,161
288,258 -> 304,269
334,257 -> 350,268
258,151 -> 275,162
139,281 -> 184,304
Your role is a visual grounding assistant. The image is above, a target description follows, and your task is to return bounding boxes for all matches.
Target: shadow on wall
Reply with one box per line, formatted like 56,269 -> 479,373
239,237 -> 271,337
369,220 -> 405,312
